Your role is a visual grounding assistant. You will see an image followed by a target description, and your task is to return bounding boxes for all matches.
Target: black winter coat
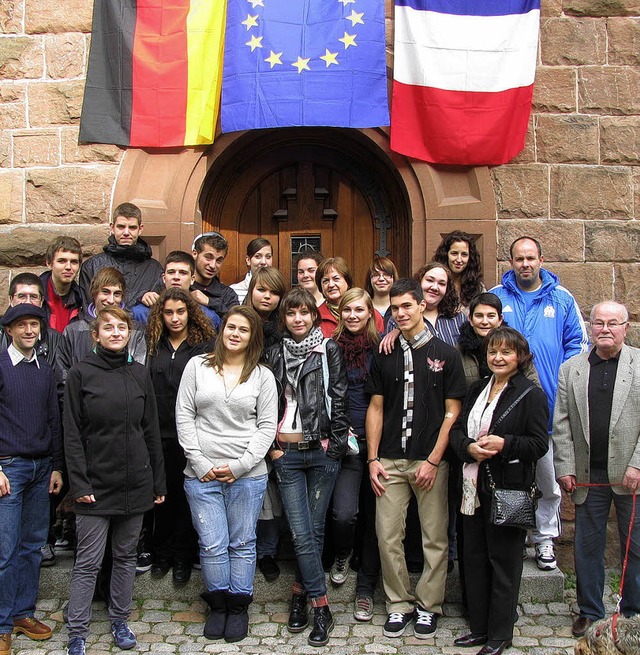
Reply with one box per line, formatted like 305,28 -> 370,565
79,236 -> 163,309
63,349 -> 166,515
449,371 -> 549,492
146,336 -> 212,440
263,338 -> 349,459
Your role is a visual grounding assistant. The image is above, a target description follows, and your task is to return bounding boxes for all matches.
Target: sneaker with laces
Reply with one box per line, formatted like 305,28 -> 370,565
383,611 -> 413,637
66,636 -> 85,655
330,553 -> 351,586
353,595 -> 374,622
413,606 -> 437,638
535,544 -> 557,570
111,620 -> 136,650
135,552 -> 152,574
40,543 -> 56,567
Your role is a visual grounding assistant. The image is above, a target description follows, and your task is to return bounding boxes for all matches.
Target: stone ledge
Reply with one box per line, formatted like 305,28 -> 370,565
38,548 -> 564,605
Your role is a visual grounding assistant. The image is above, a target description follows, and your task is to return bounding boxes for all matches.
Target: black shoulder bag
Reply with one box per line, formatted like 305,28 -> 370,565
484,385 -> 539,530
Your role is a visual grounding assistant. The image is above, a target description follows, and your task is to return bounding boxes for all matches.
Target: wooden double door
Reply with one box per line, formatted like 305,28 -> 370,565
201,131 -> 409,290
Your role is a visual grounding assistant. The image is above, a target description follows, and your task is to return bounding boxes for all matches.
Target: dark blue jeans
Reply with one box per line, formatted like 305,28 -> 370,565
575,468 -> 640,619
0,456 -> 52,634
272,447 -> 340,600
330,443 -> 365,559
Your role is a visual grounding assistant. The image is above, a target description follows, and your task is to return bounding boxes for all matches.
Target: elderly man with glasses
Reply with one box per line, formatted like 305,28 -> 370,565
553,301 -> 640,638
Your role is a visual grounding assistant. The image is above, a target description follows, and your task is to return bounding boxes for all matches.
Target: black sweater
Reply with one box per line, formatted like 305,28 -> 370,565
63,349 -> 166,515
146,336 -> 212,440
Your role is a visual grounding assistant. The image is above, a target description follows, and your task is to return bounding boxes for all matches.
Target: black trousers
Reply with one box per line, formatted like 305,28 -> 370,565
151,439 -> 198,563
462,490 -> 526,643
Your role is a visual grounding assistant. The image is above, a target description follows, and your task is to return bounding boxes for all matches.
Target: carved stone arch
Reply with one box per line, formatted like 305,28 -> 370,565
112,127 -> 497,286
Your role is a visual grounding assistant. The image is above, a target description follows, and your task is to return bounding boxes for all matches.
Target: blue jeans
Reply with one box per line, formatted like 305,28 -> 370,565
184,474 -> 267,595
0,456 -> 52,634
273,448 -> 340,599
575,469 -> 640,619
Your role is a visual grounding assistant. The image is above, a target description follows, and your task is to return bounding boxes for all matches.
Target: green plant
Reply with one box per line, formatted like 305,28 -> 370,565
564,572 -> 576,590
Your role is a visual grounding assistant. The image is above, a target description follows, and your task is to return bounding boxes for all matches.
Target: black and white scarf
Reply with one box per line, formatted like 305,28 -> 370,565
398,328 -> 433,452
282,326 -> 324,390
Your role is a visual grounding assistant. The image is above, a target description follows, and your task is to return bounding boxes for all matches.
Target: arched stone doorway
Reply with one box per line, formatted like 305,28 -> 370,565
112,127 -> 498,286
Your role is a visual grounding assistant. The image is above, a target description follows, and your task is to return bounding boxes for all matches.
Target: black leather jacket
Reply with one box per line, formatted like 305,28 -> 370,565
263,338 -> 350,459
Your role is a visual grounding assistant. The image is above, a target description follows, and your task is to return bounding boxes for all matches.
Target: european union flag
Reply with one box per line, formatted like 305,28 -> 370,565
221,0 -> 390,132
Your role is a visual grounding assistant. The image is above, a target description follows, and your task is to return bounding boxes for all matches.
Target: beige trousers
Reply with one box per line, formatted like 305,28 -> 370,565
376,458 -> 449,614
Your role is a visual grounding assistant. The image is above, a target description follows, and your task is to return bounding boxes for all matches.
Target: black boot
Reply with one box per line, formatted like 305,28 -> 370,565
287,593 -> 308,633
308,606 -> 334,647
224,592 -> 253,643
200,590 -> 227,640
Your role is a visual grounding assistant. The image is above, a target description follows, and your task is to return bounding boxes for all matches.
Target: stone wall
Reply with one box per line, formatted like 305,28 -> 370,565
0,0 -> 121,310
1,0 -> 640,332
493,0 -> 640,341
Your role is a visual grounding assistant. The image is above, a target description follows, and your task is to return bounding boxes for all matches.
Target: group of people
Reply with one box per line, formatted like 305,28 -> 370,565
0,202 -> 638,655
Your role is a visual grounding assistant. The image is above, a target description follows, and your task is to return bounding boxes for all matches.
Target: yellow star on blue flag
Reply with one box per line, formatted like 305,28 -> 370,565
221,0 -> 389,131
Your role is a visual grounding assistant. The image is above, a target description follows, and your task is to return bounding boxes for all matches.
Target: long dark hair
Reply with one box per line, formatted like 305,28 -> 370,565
413,262 -> 460,318
204,306 -> 264,383
146,288 -> 215,355
433,231 -> 483,306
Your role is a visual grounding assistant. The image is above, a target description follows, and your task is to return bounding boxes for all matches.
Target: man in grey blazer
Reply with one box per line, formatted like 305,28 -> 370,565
553,301 -> 640,639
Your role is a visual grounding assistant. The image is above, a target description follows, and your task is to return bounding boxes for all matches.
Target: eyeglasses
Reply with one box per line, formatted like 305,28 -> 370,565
371,271 -> 392,280
192,231 -> 227,250
12,293 -> 42,302
590,321 -> 627,330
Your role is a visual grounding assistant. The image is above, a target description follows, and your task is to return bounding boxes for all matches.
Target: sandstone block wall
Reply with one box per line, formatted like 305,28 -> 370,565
0,0 -> 121,310
494,0 -> 640,341
1,0 -> 640,339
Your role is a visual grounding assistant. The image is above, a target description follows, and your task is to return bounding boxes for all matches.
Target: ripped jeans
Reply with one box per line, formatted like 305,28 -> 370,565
184,474 -> 267,594
272,448 -> 340,599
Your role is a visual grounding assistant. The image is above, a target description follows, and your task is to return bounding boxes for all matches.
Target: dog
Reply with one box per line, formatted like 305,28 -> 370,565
575,615 -> 640,655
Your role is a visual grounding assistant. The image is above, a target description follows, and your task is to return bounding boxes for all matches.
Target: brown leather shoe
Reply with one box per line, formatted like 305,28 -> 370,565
0,633 -> 10,655
572,616 -> 593,638
13,617 -> 52,640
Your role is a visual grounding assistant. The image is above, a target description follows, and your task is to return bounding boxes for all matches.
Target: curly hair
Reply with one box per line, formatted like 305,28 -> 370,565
433,231 -> 484,307
146,288 -> 215,355
414,262 -> 460,318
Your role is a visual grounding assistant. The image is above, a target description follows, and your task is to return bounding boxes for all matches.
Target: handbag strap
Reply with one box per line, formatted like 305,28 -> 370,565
491,385 -> 533,430
484,384 -> 537,493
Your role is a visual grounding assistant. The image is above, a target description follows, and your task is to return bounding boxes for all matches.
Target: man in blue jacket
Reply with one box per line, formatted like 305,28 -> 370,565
490,236 -> 588,571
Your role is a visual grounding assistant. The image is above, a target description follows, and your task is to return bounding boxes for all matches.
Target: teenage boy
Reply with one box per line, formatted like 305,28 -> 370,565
58,268 -> 146,383
40,236 -> 83,332
366,278 -> 466,639
79,203 -> 162,310
191,232 -> 239,317
131,251 -> 221,329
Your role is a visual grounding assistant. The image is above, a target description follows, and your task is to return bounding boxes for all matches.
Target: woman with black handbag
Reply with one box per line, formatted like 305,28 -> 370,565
449,326 -> 549,655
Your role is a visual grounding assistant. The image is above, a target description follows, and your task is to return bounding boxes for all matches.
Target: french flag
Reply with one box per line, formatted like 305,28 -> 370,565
390,0 -> 540,166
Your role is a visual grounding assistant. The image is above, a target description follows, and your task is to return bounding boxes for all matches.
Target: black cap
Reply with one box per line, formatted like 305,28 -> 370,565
0,303 -> 46,327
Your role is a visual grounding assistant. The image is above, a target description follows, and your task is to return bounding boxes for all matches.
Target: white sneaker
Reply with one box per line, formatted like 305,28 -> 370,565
330,553 -> 351,586
353,595 -> 374,622
535,544 -> 557,570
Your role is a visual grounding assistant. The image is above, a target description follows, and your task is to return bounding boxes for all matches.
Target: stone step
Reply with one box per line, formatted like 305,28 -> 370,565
39,547 -> 564,605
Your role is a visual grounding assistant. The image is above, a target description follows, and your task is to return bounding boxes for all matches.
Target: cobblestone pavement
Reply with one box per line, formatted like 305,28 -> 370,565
15,581 -> 621,655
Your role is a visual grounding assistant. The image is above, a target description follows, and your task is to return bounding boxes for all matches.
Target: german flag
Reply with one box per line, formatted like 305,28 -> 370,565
79,0 -> 226,147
